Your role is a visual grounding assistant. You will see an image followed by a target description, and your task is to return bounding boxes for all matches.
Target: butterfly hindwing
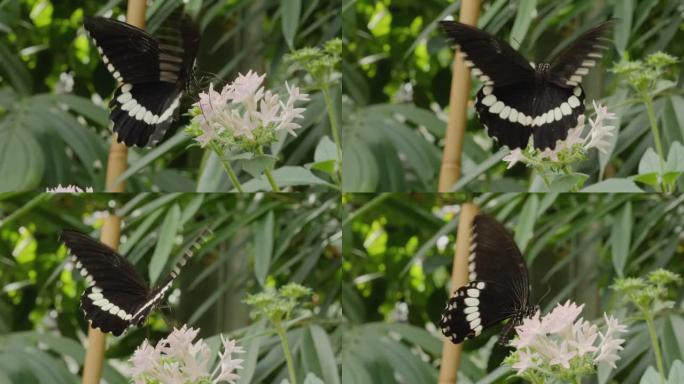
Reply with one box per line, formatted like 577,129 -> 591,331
441,280 -> 522,343
109,82 -> 182,147
80,285 -> 147,336
441,213 -> 533,344
439,21 -> 535,87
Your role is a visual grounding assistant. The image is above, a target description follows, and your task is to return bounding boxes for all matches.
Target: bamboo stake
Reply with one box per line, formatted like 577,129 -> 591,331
437,0 -> 481,192
438,203 -> 479,384
82,2 -> 146,383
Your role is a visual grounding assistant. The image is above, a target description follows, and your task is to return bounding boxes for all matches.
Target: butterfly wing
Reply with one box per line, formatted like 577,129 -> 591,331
84,9 -> 200,147
439,21 -> 535,87
548,20 -> 614,87
129,227 -> 213,326
60,230 -> 149,335
83,17 -> 161,84
440,213 -> 531,343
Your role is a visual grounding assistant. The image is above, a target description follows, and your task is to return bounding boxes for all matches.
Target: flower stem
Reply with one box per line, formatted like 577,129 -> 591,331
209,142 -> 244,193
642,95 -> 666,177
644,311 -> 666,384
320,84 -> 342,172
256,147 -> 281,192
275,323 -> 297,384
264,168 -> 281,192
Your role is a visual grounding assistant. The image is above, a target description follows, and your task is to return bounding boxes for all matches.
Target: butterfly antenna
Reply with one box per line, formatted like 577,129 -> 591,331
536,285 -> 552,307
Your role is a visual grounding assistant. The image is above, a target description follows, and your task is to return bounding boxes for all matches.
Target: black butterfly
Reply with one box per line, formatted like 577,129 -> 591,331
440,20 -> 613,150
84,8 -> 200,147
440,213 -> 536,344
59,227 -> 212,336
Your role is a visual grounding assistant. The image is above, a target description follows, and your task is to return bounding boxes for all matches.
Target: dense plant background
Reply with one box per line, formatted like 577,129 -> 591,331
342,0 -> 684,192
342,193 -> 684,383
0,0 -> 340,192
0,192 -> 341,383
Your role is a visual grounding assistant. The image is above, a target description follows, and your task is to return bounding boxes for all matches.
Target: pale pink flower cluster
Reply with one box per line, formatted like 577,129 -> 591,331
45,184 -> 94,193
510,301 -> 627,375
193,70 -> 309,147
503,101 -> 617,168
130,325 -> 244,384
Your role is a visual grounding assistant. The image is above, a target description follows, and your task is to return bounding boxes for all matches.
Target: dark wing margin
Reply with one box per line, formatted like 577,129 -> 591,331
439,21 -> 535,87
547,20 -> 614,87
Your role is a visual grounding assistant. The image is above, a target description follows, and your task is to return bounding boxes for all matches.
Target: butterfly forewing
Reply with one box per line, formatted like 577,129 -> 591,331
548,20 -> 614,87
439,21 -> 535,87
84,8 -> 200,147
440,214 -> 532,344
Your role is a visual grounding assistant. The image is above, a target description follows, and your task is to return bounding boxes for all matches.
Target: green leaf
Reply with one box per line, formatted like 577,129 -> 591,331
314,135 -> 338,162
634,172 -> 659,187
149,204 -> 182,284
241,166 -> 335,191
254,210 -> 274,286
303,373 -> 325,384
639,366 -> 661,384
112,131 -> 191,189
281,0 -> 301,49
0,118 -> 44,191
582,178 -> 644,192
669,360 -> 684,384
611,202 -> 632,276
0,43 -> 31,95
238,154 -> 277,179
665,142 -> 684,172
309,325 -> 340,384
342,140 -> 379,192
515,195 -> 539,251
638,147 -> 661,175
509,0 -> 537,49
613,0 -> 634,53
237,319 -> 266,384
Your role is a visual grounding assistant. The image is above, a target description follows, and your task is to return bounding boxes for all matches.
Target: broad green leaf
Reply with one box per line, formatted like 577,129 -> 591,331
634,172 -> 659,187
281,0 -> 301,49
342,140 -> 379,192
669,360 -> 684,384
112,131 -> 191,190
149,204 -> 181,284
0,43 -> 31,95
509,0 -> 537,49
254,210 -> 274,286
241,166 -> 335,191
309,325 -> 340,384
238,154 -> 277,179
638,147 -> 661,175
613,0 -> 634,53
611,202 -> 632,276
639,366 -> 660,384
0,118 -> 44,191
237,319 -> 266,384
314,135 -> 338,162
666,142 -> 684,172
581,178 -> 644,192
303,373 -> 325,384
515,195 -> 538,251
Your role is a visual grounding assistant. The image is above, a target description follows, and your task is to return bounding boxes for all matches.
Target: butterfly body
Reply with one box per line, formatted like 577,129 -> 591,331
440,20 -> 612,150
60,228 -> 211,336
84,9 -> 200,147
440,213 -> 536,344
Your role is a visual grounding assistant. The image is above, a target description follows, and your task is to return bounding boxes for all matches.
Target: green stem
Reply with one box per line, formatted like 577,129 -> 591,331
642,95 -> 666,177
320,84 -> 342,173
644,312 -> 666,384
209,142 -> 244,193
275,323 -> 297,384
256,147 -> 281,192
